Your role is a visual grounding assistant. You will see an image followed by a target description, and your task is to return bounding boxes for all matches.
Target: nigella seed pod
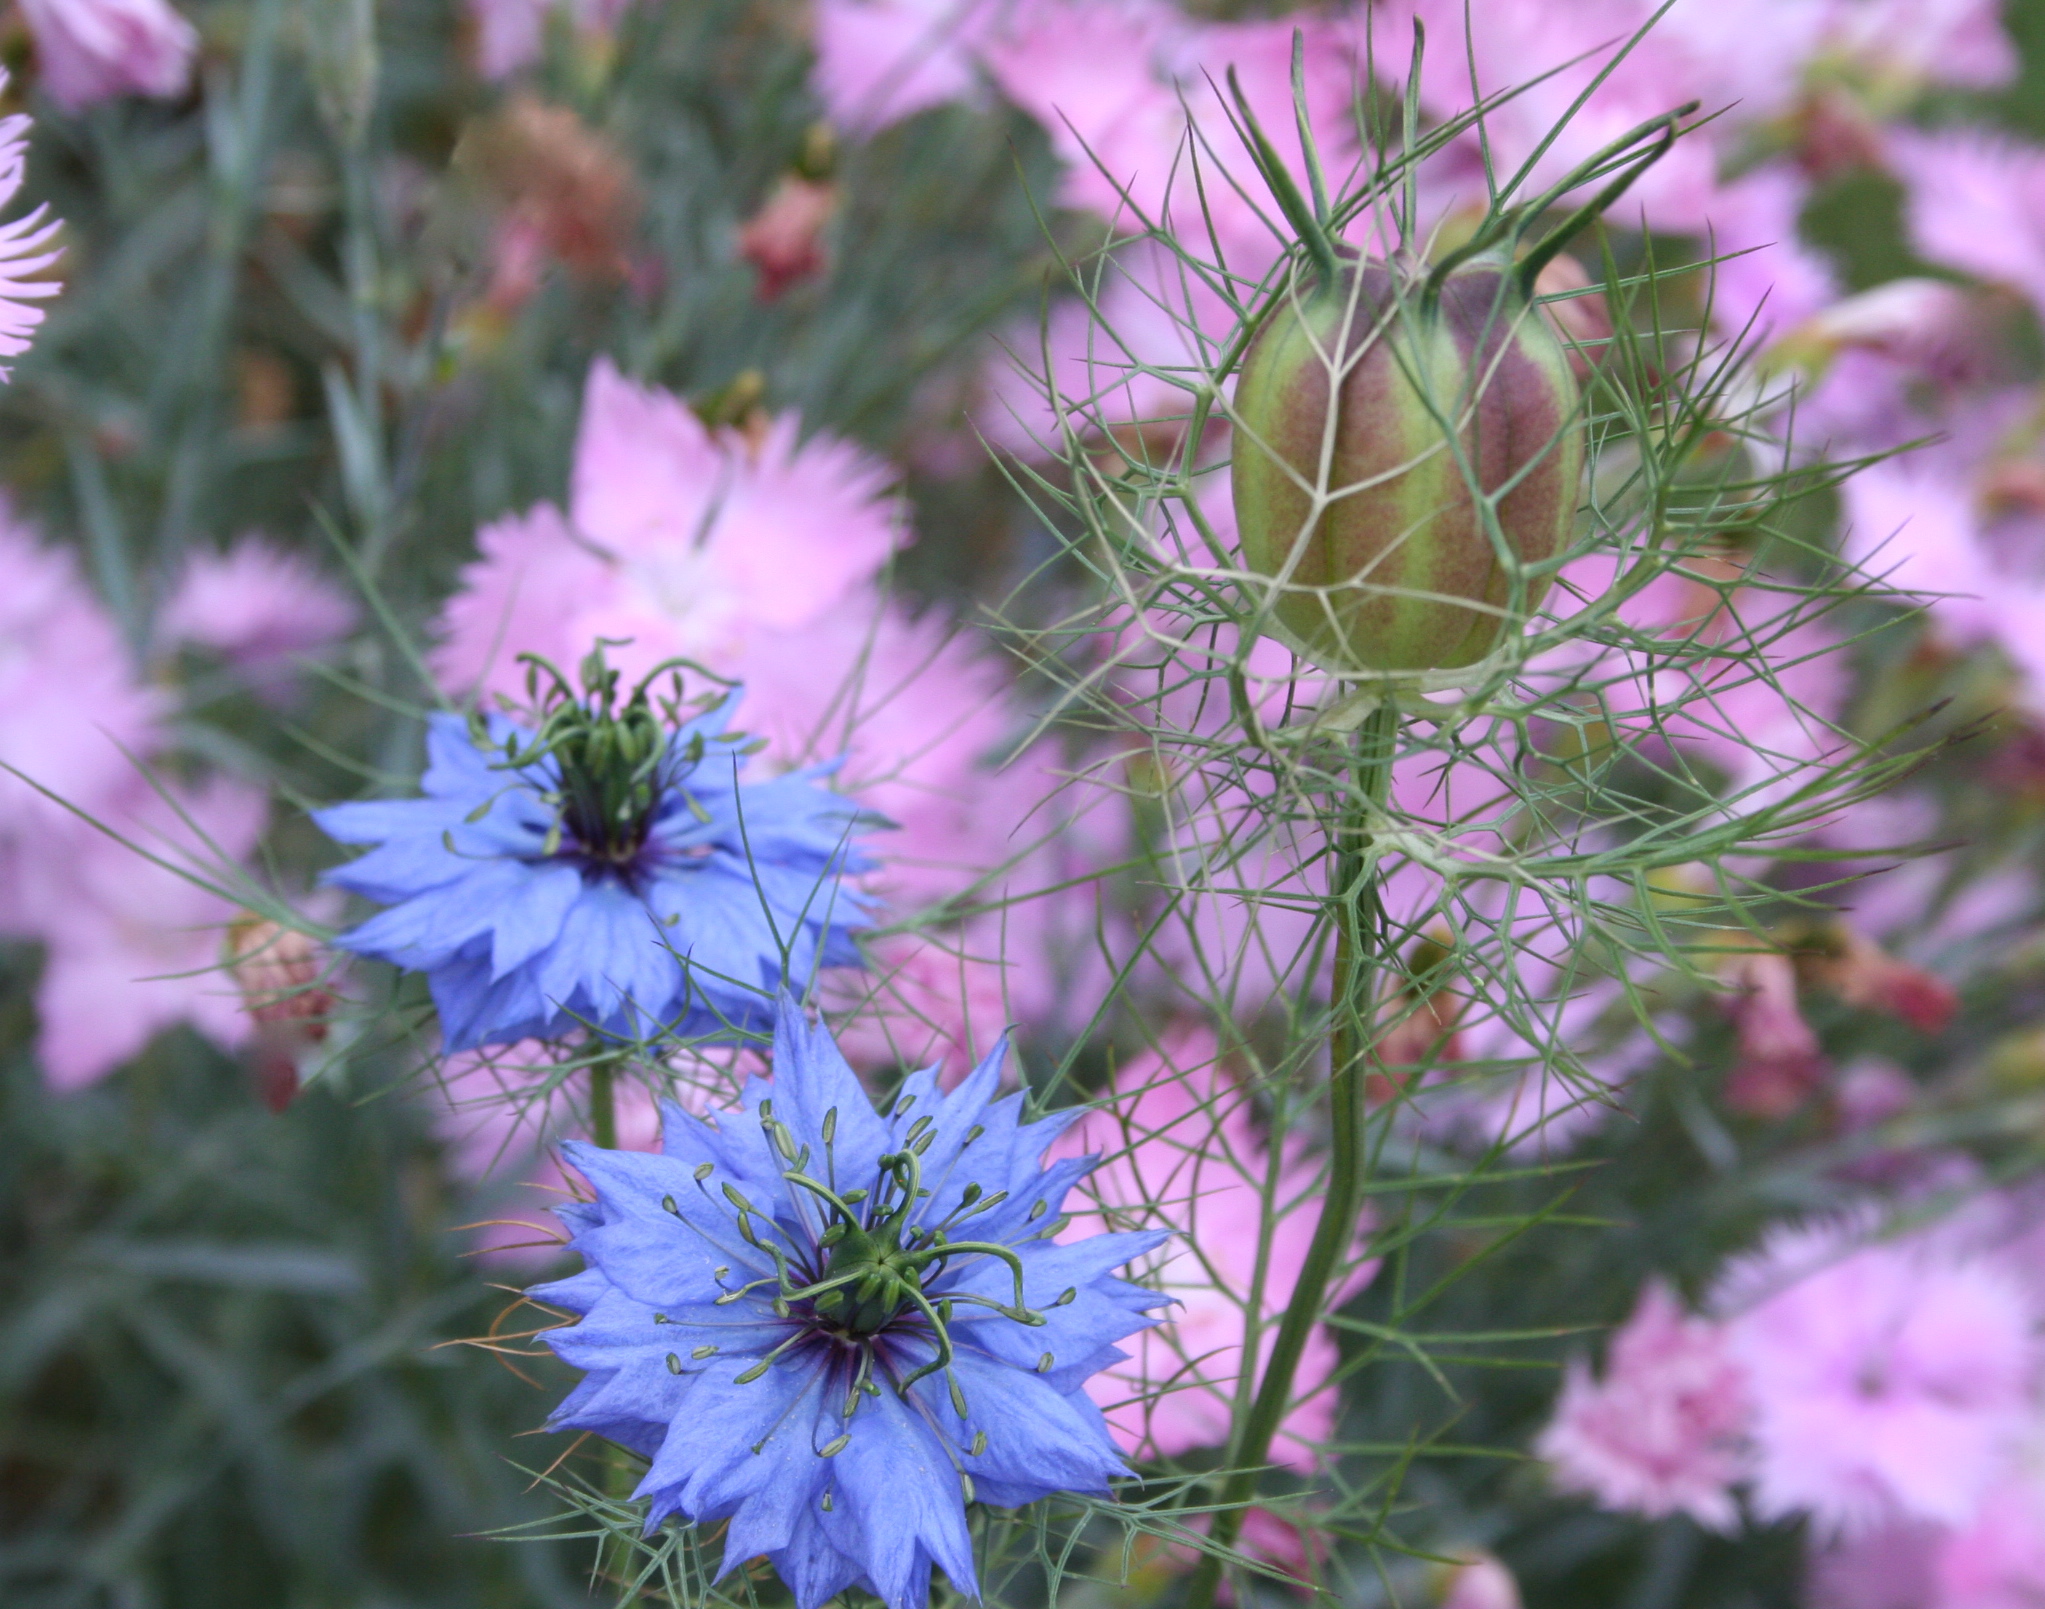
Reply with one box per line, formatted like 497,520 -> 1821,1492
1230,254 -> 1585,674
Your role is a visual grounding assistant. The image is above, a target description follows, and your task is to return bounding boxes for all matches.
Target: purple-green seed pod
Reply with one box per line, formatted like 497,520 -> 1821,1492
1230,253 -> 1584,674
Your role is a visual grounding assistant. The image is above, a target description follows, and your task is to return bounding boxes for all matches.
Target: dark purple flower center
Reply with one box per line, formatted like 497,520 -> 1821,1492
698,1100 -> 1073,1415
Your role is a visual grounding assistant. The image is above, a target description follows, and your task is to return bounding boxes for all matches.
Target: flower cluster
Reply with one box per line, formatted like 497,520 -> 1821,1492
0,507 -> 284,1088
1540,1209 -> 2045,1602
431,359 -> 1124,1064
532,997 -> 1169,1609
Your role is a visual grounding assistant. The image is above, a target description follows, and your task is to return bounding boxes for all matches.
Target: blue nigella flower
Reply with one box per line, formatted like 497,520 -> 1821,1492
314,653 -> 874,1052
529,997 -> 1170,1609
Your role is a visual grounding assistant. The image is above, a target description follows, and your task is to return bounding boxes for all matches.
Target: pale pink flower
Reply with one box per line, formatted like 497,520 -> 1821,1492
1829,390 -> 2045,719
434,358 -> 904,695
1375,0 -> 1722,234
1719,1221 -> 2039,1532
1415,966 -> 1656,1157
18,0 -> 196,112
1799,278 -> 1980,361
159,535 -> 358,694
1695,163 -> 1837,339
1839,455 -> 2002,643
978,0 -> 1188,230
1437,1553 -> 1524,1609
0,503 -> 260,1099
1890,131 -> 2045,322
1538,1281 -> 1755,1531
979,1 -> 1359,263
1932,1470 -> 2045,1609
1809,1471 -> 2045,1609
433,356 -> 1127,1033
1053,1028 -> 1376,1471
1808,1520 -> 1945,1609
979,235 -> 1236,459
1785,279 -> 2002,444
16,774 -> 267,1089
0,103 -> 64,375
1823,0 -> 2017,95
467,0 -> 634,80
1647,610 -> 1850,814
831,923 -> 1030,1075
812,0 -> 994,132
0,512 -> 165,829
1656,0 -> 1830,125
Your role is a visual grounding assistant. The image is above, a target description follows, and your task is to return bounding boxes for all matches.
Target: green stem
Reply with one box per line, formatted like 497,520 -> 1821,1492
1184,702 -> 1398,1609
588,1055 -> 618,1150
585,1051 -> 635,1598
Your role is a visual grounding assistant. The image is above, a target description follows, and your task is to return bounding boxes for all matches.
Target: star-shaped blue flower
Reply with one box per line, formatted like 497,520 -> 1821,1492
530,998 -> 1169,1609
315,694 -> 873,1052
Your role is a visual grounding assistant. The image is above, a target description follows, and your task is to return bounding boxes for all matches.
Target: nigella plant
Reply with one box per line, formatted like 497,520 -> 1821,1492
974,24 -> 1933,1608
530,997 -> 1169,1609
316,650 -> 876,1054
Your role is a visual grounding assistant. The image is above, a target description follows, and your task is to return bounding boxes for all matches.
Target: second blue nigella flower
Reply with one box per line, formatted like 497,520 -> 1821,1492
532,997 -> 1170,1609
315,651 -> 876,1051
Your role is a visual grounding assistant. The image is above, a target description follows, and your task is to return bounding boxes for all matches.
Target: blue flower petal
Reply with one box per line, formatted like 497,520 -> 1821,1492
815,1379 -> 977,1608
487,861 -> 585,979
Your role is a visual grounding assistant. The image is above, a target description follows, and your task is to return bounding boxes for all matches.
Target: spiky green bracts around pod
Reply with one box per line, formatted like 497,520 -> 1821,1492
1218,29 -> 1691,677
1231,255 -> 1583,674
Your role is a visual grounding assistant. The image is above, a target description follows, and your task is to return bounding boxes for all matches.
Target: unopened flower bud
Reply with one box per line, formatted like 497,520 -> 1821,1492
739,175 -> 836,302
1720,949 -> 1826,1118
225,916 -> 334,1037
1231,254 -> 1583,674
1790,919 -> 1957,1035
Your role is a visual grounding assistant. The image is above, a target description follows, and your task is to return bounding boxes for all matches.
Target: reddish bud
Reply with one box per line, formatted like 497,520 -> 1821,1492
1794,921 -> 1957,1035
227,916 -> 334,1032
739,176 -> 836,301
226,916 -> 336,1112
1721,950 -> 1827,1119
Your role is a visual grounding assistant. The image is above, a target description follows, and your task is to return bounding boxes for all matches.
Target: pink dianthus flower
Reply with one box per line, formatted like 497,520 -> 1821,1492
0,513 -> 165,826
159,536 -> 358,696
1718,1221 -> 2038,1532
1537,1280 -> 1755,1531
18,0 -> 196,112
812,0 -> 994,132
0,96 -> 63,376
0,509 -> 267,1089
432,357 -> 1131,1086
1889,131 -> 2045,325
10,775 -> 266,1089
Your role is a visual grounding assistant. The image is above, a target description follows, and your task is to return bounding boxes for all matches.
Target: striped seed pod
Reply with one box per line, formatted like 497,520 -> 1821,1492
1230,253 -> 1585,674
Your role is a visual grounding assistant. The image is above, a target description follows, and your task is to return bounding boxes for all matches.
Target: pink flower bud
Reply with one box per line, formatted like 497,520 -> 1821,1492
739,176 -> 836,301
225,917 -> 333,1035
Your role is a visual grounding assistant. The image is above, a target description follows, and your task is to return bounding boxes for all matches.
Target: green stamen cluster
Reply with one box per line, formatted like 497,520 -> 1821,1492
475,644 -> 741,869
685,1098 -> 1056,1426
